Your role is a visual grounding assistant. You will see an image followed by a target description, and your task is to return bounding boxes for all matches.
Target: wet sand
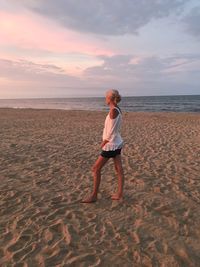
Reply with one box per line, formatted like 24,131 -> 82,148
0,108 -> 200,266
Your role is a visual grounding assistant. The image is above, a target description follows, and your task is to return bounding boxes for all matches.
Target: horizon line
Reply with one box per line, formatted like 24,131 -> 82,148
0,93 -> 200,100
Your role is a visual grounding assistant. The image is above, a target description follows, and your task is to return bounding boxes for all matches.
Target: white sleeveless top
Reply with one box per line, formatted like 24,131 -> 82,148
102,106 -> 124,151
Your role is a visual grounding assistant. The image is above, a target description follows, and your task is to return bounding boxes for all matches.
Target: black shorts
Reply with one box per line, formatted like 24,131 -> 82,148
100,148 -> 122,158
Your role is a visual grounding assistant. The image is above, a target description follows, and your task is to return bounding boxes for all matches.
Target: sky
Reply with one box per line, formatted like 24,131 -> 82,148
0,0 -> 200,98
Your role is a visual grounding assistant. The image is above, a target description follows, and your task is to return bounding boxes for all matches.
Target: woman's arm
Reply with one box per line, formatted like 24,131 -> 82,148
100,139 -> 109,148
109,108 -> 119,119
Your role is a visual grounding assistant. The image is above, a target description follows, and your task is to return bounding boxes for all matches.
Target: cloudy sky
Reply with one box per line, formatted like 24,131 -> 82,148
0,0 -> 200,98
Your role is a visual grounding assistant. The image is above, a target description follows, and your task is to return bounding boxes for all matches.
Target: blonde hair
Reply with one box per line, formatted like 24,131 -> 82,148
106,89 -> 121,104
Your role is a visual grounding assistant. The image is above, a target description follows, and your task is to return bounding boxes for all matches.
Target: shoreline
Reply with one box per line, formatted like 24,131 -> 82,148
0,106 -> 200,115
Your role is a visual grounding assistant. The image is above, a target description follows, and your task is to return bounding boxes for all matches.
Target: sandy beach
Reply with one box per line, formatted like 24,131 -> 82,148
0,108 -> 200,266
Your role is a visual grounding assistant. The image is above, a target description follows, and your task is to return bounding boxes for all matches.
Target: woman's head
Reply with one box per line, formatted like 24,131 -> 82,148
105,89 -> 121,105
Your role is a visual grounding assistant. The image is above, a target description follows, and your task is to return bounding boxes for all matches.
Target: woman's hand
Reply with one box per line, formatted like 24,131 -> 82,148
100,139 -> 109,148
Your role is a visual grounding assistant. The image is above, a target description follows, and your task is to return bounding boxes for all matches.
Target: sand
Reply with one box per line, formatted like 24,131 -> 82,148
0,108 -> 200,267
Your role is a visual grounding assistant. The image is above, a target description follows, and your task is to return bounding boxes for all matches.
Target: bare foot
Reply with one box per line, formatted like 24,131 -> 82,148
81,194 -> 97,203
111,193 -> 123,200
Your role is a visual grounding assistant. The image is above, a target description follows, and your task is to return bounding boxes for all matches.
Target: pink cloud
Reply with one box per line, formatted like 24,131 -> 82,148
0,10 -> 114,56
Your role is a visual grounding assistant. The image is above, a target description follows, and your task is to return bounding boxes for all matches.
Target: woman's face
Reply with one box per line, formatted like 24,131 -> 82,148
105,94 -> 113,105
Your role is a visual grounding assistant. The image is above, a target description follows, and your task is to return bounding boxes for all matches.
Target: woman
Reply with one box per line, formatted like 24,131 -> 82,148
81,89 -> 125,203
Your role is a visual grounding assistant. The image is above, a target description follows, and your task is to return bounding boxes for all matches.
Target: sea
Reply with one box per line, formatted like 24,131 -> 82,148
0,95 -> 199,113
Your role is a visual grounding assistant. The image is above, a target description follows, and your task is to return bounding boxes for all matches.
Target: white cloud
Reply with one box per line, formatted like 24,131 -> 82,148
0,58 -> 93,97
0,53 -> 200,97
0,58 -> 80,84
0,59 -> 70,80
85,54 -> 200,76
84,53 -> 200,92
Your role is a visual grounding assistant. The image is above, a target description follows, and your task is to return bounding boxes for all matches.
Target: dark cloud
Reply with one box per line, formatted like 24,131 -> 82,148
183,7 -> 200,39
20,0 -> 187,35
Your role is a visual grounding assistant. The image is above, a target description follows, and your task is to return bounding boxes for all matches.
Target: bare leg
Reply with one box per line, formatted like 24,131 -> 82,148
81,155 -> 109,203
111,154 -> 124,200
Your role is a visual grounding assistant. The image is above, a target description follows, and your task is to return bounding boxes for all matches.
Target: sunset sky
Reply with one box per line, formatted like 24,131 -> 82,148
0,0 -> 200,98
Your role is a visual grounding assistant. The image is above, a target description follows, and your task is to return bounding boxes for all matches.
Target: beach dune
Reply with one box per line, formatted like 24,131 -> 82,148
0,108 -> 200,266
